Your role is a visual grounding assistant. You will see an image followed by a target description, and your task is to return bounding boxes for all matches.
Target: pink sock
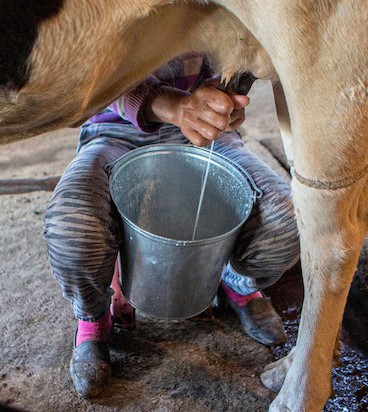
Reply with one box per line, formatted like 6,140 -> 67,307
76,310 -> 112,347
222,282 -> 263,307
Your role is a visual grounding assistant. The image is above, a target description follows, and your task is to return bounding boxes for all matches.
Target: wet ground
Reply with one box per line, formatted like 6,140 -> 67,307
268,256 -> 368,412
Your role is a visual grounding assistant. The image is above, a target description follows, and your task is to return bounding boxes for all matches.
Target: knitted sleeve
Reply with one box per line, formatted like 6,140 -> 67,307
108,75 -> 167,133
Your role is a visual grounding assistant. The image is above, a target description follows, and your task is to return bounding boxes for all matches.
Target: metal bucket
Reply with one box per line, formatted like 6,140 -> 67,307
109,144 -> 256,320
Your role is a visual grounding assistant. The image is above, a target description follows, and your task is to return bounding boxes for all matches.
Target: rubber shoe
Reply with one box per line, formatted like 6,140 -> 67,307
70,340 -> 111,398
226,296 -> 287,346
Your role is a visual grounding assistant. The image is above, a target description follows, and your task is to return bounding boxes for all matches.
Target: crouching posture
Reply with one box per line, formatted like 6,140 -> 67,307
44,53 -> 300,398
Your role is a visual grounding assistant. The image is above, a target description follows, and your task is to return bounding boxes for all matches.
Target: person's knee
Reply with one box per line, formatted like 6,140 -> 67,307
43,183 -> 119,258
273,193 -> 300,269
274,191 -> 299,247
234,190 -> 300,275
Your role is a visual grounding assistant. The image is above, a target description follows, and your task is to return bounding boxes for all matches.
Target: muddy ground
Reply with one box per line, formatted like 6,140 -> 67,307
0,82 -> 367,412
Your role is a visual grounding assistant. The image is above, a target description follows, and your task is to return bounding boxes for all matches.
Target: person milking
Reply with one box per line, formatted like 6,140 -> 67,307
44,53 -> 300,398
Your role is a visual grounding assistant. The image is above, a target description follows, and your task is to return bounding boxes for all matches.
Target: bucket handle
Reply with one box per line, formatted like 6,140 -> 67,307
242,168 -> 263,202
217,153 -> 263,202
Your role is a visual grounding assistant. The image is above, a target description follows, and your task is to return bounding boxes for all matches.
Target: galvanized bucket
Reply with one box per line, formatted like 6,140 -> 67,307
109,144 -> 256,320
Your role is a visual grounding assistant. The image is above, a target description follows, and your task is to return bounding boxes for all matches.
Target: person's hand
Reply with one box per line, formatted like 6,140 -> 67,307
172,80 -> 250,146
144,81 -> 250,147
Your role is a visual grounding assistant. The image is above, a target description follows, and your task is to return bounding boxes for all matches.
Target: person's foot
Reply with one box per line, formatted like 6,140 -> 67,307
221,282 -> 287,346
70,340 -> 111,398
70,311 -> 112,398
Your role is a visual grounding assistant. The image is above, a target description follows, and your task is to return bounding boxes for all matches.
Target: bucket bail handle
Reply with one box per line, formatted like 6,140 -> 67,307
242,168 -> 263,202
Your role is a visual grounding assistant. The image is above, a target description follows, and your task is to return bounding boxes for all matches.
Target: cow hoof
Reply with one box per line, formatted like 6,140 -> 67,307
261,348 -> 295,393
268,402 -> 292,412
268,396 -> 298,412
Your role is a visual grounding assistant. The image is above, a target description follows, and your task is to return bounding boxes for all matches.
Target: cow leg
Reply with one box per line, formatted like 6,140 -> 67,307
267,176 -> 367,411
216,2 -> 368,410
262,303 -> 342,393
272,81 -> 293,166
262,82 -> 344,396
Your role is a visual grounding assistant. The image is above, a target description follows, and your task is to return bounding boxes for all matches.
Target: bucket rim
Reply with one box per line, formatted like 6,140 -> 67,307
109,143 -> 255,245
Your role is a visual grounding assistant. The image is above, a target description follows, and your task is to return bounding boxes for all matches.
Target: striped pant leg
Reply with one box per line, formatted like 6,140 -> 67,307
43,137 -> 133,321
214,132 -> 300,295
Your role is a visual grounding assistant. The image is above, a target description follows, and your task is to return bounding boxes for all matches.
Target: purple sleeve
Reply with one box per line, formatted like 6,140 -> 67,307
109,76 -> 167,133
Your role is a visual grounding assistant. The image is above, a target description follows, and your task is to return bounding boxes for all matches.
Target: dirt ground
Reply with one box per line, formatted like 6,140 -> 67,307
0,82 -> 367,412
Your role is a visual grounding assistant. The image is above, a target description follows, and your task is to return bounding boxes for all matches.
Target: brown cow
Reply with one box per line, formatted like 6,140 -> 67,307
1,1 -> 367,411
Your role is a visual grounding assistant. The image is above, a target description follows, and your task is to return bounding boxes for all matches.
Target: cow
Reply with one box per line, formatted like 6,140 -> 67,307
1,1 -> 367,411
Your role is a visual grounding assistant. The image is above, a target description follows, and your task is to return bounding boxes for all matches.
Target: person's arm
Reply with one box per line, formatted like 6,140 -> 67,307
142,80 -> 250,147
108,75 -> 168,133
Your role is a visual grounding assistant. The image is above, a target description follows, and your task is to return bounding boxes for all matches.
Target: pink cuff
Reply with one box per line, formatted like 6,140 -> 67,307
76,310 -> 112,347
221,282 -> 263,307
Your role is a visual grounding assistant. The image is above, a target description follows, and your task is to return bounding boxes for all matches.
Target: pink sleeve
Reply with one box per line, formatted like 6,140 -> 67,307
109,76 -> 166,133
